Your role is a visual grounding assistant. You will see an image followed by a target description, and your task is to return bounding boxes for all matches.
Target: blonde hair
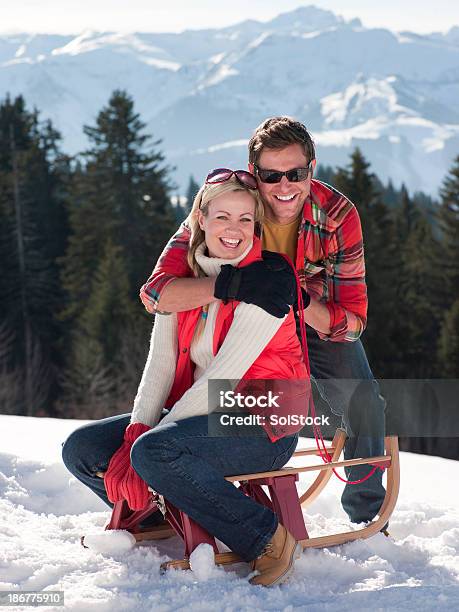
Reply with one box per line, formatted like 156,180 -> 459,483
186,177 -> 264,277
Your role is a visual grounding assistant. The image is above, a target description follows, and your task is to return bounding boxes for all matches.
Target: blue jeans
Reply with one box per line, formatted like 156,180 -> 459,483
306,326 -> 386,523
62,413 -> 298,561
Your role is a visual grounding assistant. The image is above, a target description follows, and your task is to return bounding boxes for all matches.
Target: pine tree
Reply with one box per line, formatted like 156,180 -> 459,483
59,90 -> 176,416
171,192 -> 187,223
436,155 -> 459,309
382,180 -> 444,378
334,149 -> 379,225
395,210 -> 441,376
61,89 -> 176,321
79,239 -> 136,363
437,298 -> 459,378
397,184 -> 418,237
334,149 -> 396,375
315,164 -> 335,186
0,95 -> 69,415
382,179 -> 398,207
185,174 -> 200,213
59,240 -> 138,415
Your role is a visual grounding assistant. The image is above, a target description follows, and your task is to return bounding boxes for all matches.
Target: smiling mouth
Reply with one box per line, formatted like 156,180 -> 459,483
219,237 -> 242,248
275,194 -> 297,202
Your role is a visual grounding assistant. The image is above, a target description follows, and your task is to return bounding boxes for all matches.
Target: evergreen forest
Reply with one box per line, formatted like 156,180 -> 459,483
0,91 -> 458,459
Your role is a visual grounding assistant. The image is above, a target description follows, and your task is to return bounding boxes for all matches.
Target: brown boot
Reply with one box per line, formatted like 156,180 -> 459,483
250,524 -> 301,587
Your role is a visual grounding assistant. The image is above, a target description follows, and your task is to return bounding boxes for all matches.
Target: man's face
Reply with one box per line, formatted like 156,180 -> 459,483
249,143 -> 316,225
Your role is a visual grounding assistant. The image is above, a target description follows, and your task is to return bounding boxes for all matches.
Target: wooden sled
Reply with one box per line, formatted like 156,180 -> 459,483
88,429 -> 399,573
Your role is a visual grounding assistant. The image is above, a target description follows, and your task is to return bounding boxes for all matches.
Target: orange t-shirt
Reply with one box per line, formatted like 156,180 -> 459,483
261,215 -> 301,263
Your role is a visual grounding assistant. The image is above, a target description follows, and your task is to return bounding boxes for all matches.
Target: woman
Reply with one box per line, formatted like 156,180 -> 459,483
62,169 -> 311,587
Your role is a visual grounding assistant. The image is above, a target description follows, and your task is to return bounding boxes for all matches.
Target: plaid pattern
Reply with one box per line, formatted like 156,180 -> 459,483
140,225 -> 194,309
296,180 -> 367,342
140,180 -> 367,342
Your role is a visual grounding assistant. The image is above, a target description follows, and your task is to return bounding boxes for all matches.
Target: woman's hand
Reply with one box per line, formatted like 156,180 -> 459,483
104,422 -> 151,511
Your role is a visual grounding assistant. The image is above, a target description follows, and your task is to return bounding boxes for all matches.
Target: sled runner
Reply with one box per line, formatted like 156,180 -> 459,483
84,429 -> 399,572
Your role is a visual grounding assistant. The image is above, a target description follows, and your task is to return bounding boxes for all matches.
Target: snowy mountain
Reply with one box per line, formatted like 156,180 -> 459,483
1,5 -> 459,196
1,414 -> 458,609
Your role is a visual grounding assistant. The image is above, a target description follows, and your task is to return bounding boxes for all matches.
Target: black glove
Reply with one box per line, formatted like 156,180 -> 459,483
214,251 -> 296,318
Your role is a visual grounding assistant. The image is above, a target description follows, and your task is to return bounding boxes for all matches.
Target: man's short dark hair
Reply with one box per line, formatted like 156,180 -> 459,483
248,116 -> 316,165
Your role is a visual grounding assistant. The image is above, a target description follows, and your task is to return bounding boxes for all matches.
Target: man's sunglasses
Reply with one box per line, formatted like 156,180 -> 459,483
253,163 -> 313,184
206,168 -> 257,190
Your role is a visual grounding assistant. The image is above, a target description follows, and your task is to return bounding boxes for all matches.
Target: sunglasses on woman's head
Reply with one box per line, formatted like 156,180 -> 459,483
253,163 -> 313,184
205,168 -> 258,190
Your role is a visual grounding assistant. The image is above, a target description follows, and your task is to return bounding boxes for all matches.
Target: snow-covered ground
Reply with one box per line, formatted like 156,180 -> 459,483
0,414 -> 458,611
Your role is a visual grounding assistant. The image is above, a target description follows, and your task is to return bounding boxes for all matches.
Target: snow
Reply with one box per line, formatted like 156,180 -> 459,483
200,64 -> 239,88
14,44 -> 26,58
0,414 -> 458,610
314,119 -> 387,147
51,31 -> 169,59
189,544 -> 221,582
320,77 -> 413,126
83,530 -> 137,555
140,57 -> 181,72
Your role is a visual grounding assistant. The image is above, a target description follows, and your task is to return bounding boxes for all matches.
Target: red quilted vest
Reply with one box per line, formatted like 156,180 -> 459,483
164,237 -> 311,441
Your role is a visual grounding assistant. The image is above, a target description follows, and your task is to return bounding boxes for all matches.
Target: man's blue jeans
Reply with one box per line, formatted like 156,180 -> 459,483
62,414 -> 298,561
306,326 -> 386,524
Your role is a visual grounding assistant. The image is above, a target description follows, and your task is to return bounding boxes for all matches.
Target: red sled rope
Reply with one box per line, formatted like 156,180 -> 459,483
282,254 -> 384,486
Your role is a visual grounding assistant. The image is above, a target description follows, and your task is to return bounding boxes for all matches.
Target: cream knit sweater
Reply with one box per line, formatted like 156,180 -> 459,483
131,241 -> 285,428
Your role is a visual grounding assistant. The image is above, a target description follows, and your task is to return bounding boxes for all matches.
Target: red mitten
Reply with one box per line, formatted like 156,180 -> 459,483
104,422 -> 151,510
119,463 -> 152,511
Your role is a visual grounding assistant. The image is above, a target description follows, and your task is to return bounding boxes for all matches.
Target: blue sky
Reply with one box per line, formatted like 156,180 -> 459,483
2,0 -> 459,35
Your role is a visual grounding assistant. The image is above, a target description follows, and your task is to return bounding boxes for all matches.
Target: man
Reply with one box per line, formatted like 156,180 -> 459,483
140,116 -> 386,526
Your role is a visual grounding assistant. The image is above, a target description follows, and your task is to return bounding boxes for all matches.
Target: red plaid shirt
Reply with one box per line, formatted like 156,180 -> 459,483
140,180 -> 367,342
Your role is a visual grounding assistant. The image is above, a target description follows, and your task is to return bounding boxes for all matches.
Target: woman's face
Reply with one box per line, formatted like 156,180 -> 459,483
198,190 -> 256,259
